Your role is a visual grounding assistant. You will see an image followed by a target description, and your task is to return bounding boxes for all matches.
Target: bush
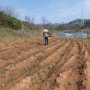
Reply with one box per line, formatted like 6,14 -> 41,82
8,17 -> 22,30
0,11 -> 22,30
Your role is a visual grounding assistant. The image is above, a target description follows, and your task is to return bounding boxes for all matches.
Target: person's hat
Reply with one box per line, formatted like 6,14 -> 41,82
43,29 -> 49,32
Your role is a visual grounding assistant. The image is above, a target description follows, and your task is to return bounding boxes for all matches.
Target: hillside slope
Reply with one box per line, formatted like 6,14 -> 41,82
0,11 -> 44,42
0,27 -> 42,42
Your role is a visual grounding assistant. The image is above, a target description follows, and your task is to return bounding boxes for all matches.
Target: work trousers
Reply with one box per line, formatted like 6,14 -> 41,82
44,37 -> 48,45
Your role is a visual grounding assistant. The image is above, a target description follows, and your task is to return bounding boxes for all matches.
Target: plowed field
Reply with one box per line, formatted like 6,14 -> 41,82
0,38 -> 90,90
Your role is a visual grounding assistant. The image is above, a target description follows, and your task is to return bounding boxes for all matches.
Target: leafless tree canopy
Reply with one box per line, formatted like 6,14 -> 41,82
24,16 -> 35,24
2,6 -> 21,18
0,3 -> 2,11
0,4 -> 21,18
42,16 -> 47,25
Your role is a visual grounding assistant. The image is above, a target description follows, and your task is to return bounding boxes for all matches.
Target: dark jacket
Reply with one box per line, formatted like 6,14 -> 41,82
43,32 -> 52,37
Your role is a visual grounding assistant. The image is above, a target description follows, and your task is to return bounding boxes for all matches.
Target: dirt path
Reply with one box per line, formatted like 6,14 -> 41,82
0,38 -> 90,90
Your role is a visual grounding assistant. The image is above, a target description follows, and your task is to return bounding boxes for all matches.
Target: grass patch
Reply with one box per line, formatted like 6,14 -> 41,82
37,55 -> 44,61
32,81 -> 40,85
48,66 -> 52,69
37,64 -> 41,68
0,27 -> 42,43
1,69 -> 7,75
82,39 -> 90,46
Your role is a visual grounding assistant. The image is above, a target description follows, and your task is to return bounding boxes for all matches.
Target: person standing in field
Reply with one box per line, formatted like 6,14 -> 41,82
43,29 -> 52,45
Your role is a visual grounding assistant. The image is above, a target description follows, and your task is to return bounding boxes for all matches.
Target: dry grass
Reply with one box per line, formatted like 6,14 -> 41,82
0,27 -> 42,43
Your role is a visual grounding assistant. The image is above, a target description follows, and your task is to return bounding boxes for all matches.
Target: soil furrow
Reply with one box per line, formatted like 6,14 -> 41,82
0,38 -> 90,90
7,39 -> 71,90
0,38 -> 67,90
0,38 -> 63,69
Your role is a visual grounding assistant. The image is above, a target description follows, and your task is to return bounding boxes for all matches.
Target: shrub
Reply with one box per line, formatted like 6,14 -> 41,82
8,17 -> 22,30
0,11 -> 22,30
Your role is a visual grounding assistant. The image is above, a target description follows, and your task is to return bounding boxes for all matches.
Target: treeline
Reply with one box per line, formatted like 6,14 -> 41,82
0,5 -> 90,31
43,19 -> 90,31
1,9 -> 90,31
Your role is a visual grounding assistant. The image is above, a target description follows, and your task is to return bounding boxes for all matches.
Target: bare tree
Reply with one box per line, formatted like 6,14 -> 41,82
0,2 -> 2,11
42,16 -> 47,25
24,16 -> 35,24
2,6 -> 20,18
0,6 -> 1,10
42,16 -> 48,28
24,16 -> 31,24
31,17 -> 35,24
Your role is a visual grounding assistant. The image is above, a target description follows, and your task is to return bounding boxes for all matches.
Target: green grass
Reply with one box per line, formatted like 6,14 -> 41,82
1,69 -> 7,75
82,39 -> 90,45
0,27 -> 60,43
37,55 -> 44,61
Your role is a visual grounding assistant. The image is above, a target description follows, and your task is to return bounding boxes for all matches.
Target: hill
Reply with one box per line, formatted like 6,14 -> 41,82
46,19 -> 90,31
0,11 -> 42,30
0,10 -> 90,42
0,11 -> 43,42
68,19 -> 90,29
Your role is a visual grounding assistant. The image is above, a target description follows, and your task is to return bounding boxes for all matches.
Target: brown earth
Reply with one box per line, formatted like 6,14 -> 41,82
0,38 -> 90,90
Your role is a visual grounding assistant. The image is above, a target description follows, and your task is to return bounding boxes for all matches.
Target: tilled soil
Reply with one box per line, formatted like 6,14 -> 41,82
0,38 -> 90,90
